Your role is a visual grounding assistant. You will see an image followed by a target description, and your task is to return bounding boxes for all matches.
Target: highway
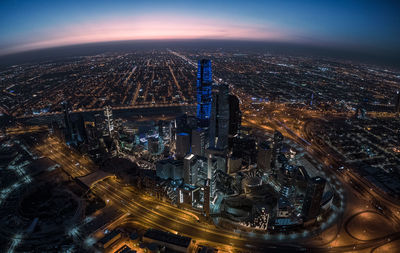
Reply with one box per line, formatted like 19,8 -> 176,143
5,125 -> 49,135
33,137 -> 308,252
233,86 -> 400,251
34,136 -> 94,178
90,179 -> 306,252
15,103 -> 195,119
303,120 -> 400,224
29,133 -> 400,252
17,54 -> 398,251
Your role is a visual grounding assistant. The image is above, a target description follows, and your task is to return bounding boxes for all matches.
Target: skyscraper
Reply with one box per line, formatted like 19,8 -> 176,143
257,141 -> 272,172
104,106 -> 114,136
75,114 -> 87,143
184,154 -> 196,185
191,128 -> 208,157
62,101 -> 73,143
209,83 -> 229,150
272,130 -> 284,169
196,59 -> 213,127
176,132 -> 191,159
395,90 -> 400,114
206,148 -> 226,198
302,176 -> 326,220
203,179 -> 211,216
229,95 -> 241,137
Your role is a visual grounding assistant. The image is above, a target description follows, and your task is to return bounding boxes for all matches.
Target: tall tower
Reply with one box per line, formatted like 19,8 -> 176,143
196,59 -> 213,127
271,130 -> 284,169
203,179 -> 210,217
229,95 -> 241,137
184,154 -> 197,185
395,90 -> 400,114
192,128 -> 208,157
209,84 -> 230,150
62,101 -> 73,143
302,176 -> 326,220
257,141 -> 272,172
176,132 -> 191,159
104,106 -> 114,136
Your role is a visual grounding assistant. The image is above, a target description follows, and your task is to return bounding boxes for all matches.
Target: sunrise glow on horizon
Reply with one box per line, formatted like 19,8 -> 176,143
1,15 -> 296,55
1,0 -> 399,55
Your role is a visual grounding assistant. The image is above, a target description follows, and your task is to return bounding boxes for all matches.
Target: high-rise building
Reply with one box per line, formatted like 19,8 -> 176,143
272,130 -> 284,169
62,101 -> 73,143
257,141 -> 272,172
302,176 -> 326,220
156,159 -> 184,180
231,136 -> 257,165
51,121 -> 65,141
196,59 -> 213,127
206,148 -> 226,198
148,137 -> 159,154
229,95 -> 241,137
75,114 -> 87,143
395,90 -> 400,113
191,128 -> 208,157
104,106 -> 114,136
203,179 -> 211,216
94,113 -> 103,133
227,156 -> 242,174
209,84 -> 230,150
184,154 -> 196,185
176,132 -> 191,159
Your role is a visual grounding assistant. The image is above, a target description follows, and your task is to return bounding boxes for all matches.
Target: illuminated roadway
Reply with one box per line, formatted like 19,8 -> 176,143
33,137 -> 307,252
6,51 -> 399,252
26,130 -> 400,252
233,86 -> 400,252
11,51 -> 399,252
15,103 -> 195,119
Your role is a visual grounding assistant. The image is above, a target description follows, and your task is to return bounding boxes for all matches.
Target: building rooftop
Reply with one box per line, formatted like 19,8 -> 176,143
98,230 -> 121,246
143,229 -> 192,248
115,245 -> 136,253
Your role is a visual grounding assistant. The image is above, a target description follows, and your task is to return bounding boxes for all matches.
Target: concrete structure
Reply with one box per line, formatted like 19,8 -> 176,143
176,132 -> 190,159
191,128 -> 208,157
272,130 -> 284,169
302,176 -> 326,220
204,179 -> 211,216
229,94 -> 241,137
77,171 -> 115,188
227,156 -> 242,174
206,148 -> 226,197
104,105 -> 114,136
148,137 -> 159,154
257,141 -> 272,172
184,154 -> 196,185
209,84 -> 230,150
156,159 -> 184,180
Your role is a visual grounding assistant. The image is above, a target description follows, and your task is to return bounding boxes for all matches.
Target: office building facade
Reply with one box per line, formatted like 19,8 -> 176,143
196,59 -> 213,127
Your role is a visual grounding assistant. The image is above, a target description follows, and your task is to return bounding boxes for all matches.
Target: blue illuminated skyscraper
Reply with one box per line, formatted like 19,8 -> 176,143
197,59 -> 212,126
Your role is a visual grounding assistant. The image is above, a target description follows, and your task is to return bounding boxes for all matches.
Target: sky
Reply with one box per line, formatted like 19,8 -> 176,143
0,0 -> 399,56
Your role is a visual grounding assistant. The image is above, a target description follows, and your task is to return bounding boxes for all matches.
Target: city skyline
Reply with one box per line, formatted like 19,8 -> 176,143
1,45 -> 400,253
1,1 -> 400,252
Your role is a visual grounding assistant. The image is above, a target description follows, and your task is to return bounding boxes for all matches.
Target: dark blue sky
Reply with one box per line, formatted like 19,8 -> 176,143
0,0 -> 399,56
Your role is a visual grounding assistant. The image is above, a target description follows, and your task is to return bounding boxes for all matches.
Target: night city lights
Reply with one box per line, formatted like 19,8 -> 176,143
0,0 -> 400,252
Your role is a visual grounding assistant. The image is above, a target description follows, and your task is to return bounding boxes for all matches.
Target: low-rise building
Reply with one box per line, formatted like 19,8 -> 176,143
143,229 -> 192,253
